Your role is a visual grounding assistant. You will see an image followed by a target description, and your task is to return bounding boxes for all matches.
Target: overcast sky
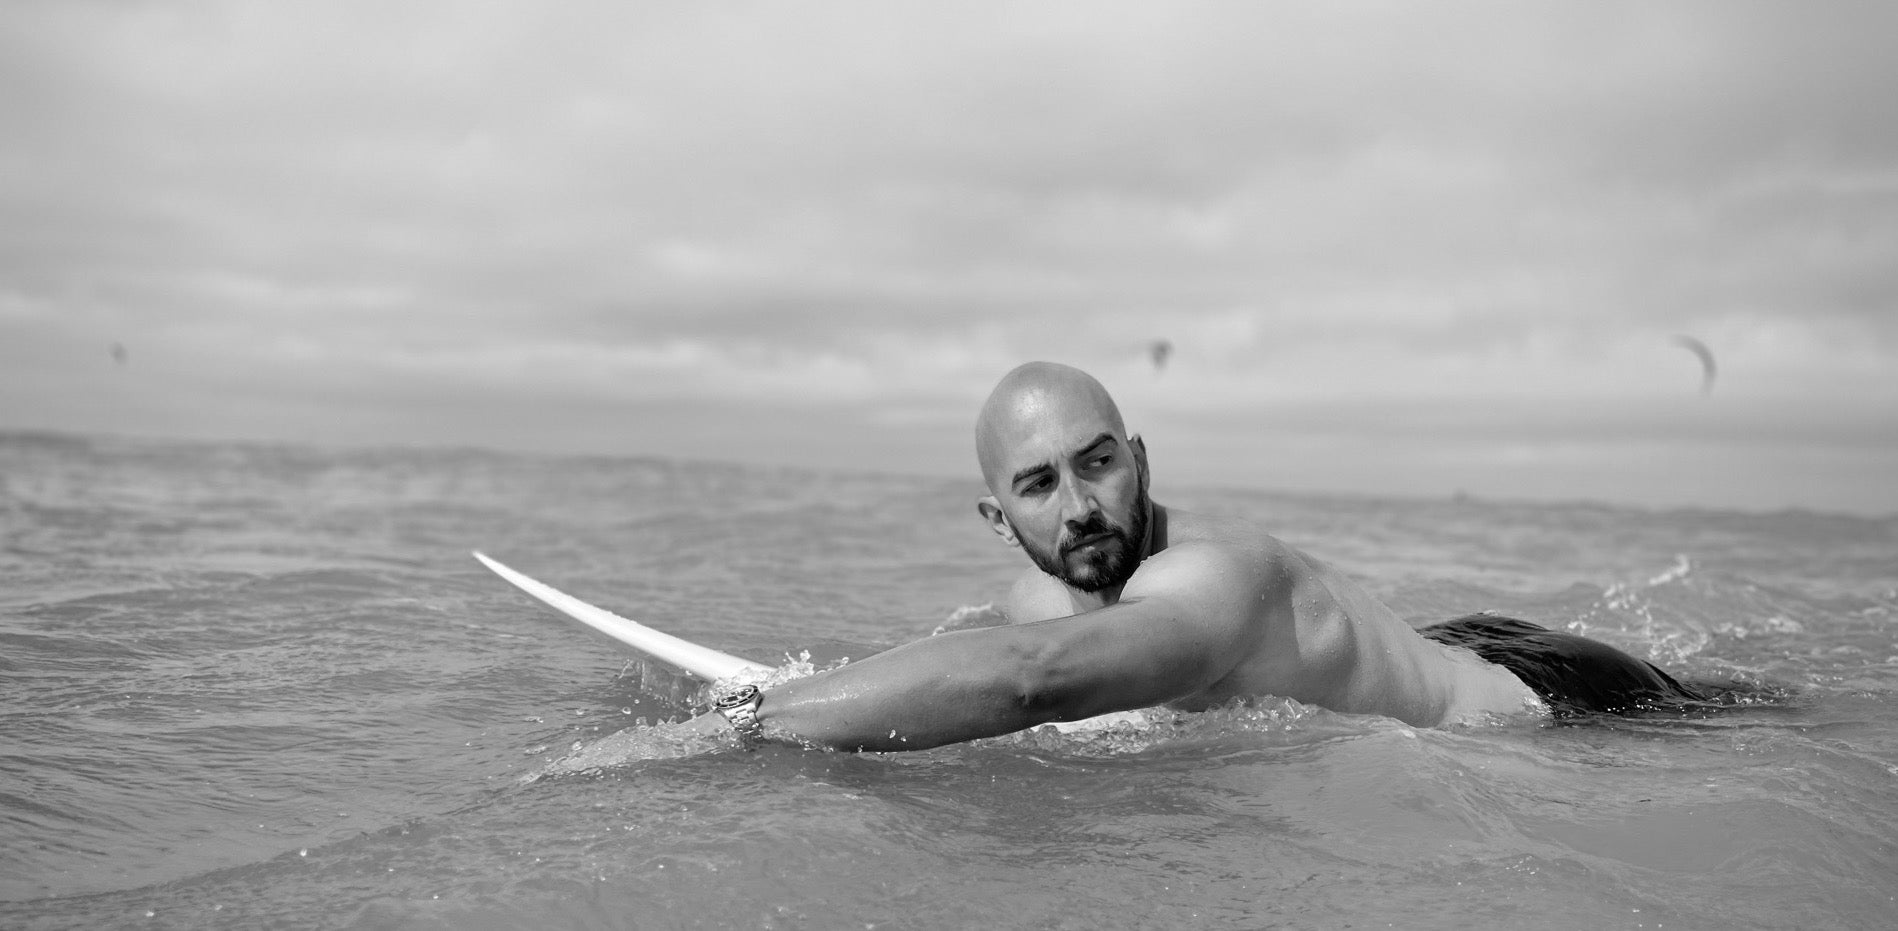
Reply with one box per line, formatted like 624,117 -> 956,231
3,1 -> 1895,514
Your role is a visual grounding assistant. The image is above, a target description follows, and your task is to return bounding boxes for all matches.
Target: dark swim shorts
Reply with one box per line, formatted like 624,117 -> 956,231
1419,613 -> 1727,717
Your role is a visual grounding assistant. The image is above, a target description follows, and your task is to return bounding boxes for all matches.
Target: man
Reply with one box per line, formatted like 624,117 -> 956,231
680,362 -> 1719,751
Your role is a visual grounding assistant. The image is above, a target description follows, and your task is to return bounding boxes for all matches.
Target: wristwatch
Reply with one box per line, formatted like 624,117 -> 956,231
712,684 -> 765,746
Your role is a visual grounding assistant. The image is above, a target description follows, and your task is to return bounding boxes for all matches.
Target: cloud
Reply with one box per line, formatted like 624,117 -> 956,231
3,1 -> 1896,510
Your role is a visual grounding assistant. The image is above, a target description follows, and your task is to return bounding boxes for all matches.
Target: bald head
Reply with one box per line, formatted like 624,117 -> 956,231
975,362 -> 1128,492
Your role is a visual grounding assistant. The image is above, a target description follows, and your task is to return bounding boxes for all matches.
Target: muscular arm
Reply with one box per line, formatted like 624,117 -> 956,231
687,544 -> 1264,751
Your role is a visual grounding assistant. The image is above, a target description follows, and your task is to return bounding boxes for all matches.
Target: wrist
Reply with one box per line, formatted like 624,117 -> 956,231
712,684 -> 766,747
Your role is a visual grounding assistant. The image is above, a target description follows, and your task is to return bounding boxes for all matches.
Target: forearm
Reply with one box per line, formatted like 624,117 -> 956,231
700,630 -> 1051,751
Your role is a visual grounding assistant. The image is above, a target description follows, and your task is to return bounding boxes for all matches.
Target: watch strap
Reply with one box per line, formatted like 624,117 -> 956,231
713,685 -> 765,745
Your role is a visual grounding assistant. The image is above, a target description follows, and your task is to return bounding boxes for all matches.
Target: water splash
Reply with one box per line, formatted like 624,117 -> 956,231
533,652 -> 844,777
932,602 -> 1007,635
1582,553 -> 1711,665
707,649 -> 825,694
1648,553 -> 1694,586
987,698 -> 1336,756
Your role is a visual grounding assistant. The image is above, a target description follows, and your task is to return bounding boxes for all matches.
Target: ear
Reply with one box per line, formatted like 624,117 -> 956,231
1130,434 -> 1150,493
976,496 -> 1020,548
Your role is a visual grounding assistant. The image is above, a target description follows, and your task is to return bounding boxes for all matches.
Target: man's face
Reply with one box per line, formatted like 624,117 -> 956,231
999,431 -> 1149,593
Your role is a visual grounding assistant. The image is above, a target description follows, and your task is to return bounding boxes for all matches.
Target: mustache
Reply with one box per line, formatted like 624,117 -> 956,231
1059,513 -> 1122,554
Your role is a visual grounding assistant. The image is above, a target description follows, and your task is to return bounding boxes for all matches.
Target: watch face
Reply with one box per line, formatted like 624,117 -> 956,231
714,685 -> 759,710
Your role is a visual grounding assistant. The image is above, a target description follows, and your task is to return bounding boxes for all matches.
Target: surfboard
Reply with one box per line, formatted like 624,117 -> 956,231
474,551 -> 771,682
476,551 -> 1148,735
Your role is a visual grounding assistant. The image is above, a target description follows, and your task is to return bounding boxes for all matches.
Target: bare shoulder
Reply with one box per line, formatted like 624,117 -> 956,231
1123,511 -> 1298,606
1003,570 -> 1075,623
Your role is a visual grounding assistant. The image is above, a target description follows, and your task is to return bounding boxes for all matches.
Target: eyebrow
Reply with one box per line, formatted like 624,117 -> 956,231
1009,433 -> 1116,489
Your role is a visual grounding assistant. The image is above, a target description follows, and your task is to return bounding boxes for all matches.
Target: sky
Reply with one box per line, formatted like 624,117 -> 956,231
3,1 -> 1896,515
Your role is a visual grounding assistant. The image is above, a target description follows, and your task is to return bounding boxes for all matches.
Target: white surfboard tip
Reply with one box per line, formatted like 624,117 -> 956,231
475,551 -> 771,682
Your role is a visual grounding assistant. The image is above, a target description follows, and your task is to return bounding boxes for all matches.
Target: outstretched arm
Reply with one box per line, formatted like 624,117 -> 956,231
682,546 -> 1265,751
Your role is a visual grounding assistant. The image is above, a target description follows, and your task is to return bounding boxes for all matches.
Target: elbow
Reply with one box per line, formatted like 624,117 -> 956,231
1004,639 -> 1089,721
1013,677 -> 1062,717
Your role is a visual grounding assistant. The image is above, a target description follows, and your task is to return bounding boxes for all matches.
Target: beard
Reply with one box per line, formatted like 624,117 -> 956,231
1020,486 -> 1151,593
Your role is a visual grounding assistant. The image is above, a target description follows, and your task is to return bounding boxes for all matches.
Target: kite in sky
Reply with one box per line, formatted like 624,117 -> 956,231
1148,339 -> 1173,373
1670,334 -> 1717,395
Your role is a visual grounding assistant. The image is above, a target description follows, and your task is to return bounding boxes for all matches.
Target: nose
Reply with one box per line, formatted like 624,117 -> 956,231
1057,473 -> 1097,525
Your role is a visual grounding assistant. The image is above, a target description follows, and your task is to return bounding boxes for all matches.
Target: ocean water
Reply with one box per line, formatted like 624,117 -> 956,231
2,431 -> 1895,930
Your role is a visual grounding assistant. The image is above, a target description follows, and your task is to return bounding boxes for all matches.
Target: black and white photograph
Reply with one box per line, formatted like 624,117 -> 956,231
4,3 -> 1895,928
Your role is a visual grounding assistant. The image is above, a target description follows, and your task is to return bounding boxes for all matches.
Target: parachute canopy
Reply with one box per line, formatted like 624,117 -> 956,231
1670,334 -> 1716,395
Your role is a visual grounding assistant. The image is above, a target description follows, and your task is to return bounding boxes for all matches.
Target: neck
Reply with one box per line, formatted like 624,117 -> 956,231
1144,500 -> 1169,558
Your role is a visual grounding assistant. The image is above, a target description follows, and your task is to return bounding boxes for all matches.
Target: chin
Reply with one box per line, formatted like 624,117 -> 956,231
1063,548 -> 1128,593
